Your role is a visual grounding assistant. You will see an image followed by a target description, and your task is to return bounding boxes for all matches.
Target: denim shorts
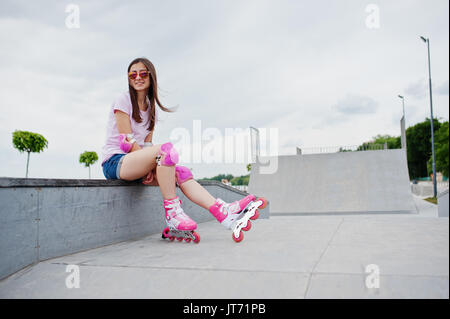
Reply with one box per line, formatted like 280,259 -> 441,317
102,154 -> 125,180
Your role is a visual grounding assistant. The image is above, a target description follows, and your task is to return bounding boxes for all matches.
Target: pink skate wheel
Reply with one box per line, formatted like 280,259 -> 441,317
162,227 -> 170,238
250,210 -> 260,220
176,237 -> 183,242
193,232 -> 200,244
257,198 -> 267,209
184,237 -> 192,243
242,220 -> 252,232
169,236 -> 175,241
233,231 -> 244,243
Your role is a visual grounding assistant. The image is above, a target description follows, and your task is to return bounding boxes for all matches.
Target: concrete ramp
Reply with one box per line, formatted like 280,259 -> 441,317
248,149 -> 416,215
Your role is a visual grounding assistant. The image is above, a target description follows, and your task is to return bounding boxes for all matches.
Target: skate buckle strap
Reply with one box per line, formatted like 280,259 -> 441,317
218,199 -> 244,216
229,202 -> 240,214
216,198 -> 229,214
166,203 -> 189,221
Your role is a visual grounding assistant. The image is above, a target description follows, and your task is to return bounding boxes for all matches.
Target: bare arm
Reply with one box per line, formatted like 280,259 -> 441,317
114,110 -> 141,152
144,130 -> 153,143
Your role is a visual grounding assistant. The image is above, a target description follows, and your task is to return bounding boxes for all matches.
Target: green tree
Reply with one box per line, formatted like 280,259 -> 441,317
427,121 -> 449,178
406,118 -> 441,179
246,163 -> 251,172
79,151 -> 99,179
200,174 -> 234,182
230,175 -> 250,186
357,135 -> 400,151
373,135 -> 401,149
12,130 -> 48,178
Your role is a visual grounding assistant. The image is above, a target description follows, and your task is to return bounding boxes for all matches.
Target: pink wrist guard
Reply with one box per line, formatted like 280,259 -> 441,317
119,134 -> 133,153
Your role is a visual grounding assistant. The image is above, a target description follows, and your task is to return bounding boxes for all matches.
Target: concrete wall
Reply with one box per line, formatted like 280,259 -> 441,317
438,189 -> 449,218
249,149 -> 416,215
411,182 -> 449,198
411,183 -> 435,197
0,178 -> 269,280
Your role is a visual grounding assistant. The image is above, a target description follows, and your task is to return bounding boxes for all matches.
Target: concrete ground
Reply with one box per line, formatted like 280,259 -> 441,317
0,195 -> 448,299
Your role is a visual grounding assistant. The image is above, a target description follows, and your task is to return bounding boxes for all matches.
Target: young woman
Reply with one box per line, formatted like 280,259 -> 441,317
101,57 -> 266,243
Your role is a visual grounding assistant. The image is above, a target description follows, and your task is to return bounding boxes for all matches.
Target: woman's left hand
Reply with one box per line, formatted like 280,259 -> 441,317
142,169 -> 156,185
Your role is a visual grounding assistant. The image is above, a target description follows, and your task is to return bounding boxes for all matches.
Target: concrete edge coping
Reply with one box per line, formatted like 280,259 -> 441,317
0,177 -> 248,196
271,210 -> 418,217
438,188 -> 449,198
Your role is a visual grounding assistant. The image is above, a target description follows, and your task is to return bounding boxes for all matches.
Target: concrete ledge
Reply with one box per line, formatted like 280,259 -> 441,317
0,178 -> 269,280
271,210 -> 417,217
411,183 -> 434,197
411,182 -> 449,198
0,177 -> 246,192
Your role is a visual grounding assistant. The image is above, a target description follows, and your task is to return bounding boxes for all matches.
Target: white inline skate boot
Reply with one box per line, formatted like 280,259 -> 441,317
161,196 -> 200,244
209,194 -> 268,242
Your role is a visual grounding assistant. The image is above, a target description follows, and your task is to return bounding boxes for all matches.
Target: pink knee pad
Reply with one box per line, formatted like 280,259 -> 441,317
156,142 -> 179,166
175,166 -> 193,185
119,134 -> 133,153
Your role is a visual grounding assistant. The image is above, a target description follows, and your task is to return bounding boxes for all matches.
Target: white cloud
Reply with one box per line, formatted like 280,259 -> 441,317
334,94 -> 379,115
405,78 -> 428,99
436,80 -> 449,95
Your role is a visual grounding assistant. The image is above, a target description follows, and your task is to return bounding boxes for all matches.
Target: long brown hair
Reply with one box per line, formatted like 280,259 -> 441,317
127,57 -> 174,131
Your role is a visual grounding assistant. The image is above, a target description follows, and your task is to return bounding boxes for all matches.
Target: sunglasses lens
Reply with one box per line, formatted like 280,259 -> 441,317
139,71 -> 149,78
129,72 -> 137,80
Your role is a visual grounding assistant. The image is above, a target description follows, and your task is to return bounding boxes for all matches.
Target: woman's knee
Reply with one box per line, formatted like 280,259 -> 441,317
156,142 -> 179,167
175,166 -> 194,185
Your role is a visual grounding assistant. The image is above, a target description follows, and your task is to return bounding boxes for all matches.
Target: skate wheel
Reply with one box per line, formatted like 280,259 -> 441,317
162,227 -> 170,238
193,232 -> 200,244
233,231 -> 244,243
169,236 -> 175,241
176,237 -> 183,242
184,237 -> 192,243
241,220 -> 252,232
257,198 -> 267,209
250,210 -> 259,220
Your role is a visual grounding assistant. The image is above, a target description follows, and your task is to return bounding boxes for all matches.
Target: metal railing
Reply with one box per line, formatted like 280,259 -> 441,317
298,144 -> 389,155
232,185 -> 248,192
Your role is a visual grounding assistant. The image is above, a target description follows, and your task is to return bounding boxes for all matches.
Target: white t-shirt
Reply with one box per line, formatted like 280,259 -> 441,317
101,91 -> 158,165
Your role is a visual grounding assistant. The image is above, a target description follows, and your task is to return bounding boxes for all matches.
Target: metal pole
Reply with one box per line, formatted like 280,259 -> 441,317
424,37 -> 437,198
398,94 -> 406,122
401,97 -> 407,151
249,126 -> 260,163
402,98 -> 405,119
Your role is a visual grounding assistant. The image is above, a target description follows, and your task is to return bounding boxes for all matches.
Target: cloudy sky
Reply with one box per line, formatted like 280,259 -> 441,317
0,0 -> 448,179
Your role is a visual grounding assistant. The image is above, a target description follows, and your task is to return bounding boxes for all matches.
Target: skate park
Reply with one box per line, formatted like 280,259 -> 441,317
0,147 -> 448,299
1,0 -> 449,303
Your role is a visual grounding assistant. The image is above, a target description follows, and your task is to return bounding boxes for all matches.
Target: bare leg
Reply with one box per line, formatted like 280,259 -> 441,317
120,146 -> 215,208
155,166 -> 176,199
119,144 -> 177,200
143,172 -> 217,210
178,179 -> 216,210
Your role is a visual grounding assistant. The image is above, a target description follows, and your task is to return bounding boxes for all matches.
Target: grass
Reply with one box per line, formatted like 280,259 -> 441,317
424,197 -> 438,205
